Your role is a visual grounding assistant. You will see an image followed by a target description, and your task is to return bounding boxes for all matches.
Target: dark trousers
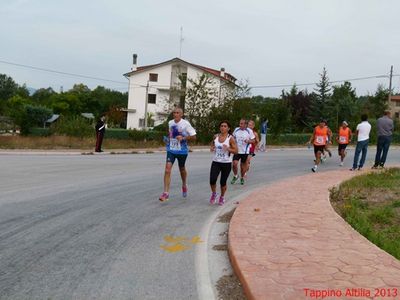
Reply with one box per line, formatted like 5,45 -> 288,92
352,139 -> 369,169
210,161 -> 232,187
95,132 -> 104,151
374,135 -> 392,166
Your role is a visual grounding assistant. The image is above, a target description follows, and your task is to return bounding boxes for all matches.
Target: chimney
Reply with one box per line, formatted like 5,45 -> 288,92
132,54 -> 138,71
220,67 -> 225,78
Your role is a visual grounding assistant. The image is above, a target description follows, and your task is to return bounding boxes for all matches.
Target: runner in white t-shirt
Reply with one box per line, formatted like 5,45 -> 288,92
159,107 -> 196,202
231,119 -> 255,185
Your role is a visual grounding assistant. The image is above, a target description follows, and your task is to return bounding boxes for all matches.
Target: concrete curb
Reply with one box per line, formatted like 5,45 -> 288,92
1,145 -> 399,156
0,146 -> 211,156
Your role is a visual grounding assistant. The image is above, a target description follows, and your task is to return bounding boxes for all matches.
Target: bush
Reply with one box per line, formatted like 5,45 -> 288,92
268,133 -> 310,145
51,115 -> 93,138
106,128 -> 130,139
29,127 -> 51,137
103,128 -> 165,141
128,129 -> 164,141
0,116 -> 14,133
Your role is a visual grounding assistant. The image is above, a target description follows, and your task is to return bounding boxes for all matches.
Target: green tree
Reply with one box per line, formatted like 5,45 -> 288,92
26,105 -> 53,128
310,67 -> 332,122
0,74 -> 19,114
69,83 -> 94,113
269,99 -> 291,137
329,81 -> 360,129
32,87 -> 56,106
283,84 -> 312,132
366,84 -> 389,119
91,86 -> 128,117
17,84 -> 30,99
6,95 -> 31,134
0,74 -> 18,101
48,93 -> 81,115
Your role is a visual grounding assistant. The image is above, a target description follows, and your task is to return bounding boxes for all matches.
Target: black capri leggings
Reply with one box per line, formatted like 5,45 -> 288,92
209,161 -> 232,187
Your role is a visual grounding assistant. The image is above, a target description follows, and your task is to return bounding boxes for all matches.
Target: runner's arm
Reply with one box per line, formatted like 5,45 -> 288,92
210,134 -> 217,152
229,137 -> 238,154
308,129 -> 316,144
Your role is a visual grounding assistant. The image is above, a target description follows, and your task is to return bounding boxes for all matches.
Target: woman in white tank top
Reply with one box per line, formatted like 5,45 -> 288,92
209,121 -> 238,205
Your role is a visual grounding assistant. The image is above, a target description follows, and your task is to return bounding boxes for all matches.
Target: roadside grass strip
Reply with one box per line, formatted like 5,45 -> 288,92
330,167 -> 400,260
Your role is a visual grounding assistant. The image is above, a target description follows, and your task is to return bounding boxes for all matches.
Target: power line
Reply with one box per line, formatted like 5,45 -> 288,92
250,75 -> 400,89
0,59 -> 174,89
0,59 -> 128,85
1,58 -> 398,91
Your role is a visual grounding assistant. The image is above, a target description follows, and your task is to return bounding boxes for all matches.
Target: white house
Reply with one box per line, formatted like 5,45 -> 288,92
123,56 -> 237,129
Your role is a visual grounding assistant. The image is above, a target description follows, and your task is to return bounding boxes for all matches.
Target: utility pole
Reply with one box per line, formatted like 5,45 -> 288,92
144,81 -> 149,129
388,65 -> 393,102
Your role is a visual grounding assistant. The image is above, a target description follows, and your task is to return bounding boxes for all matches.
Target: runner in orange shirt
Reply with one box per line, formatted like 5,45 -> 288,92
336,121 -> 352,166
308,119 -> 328,172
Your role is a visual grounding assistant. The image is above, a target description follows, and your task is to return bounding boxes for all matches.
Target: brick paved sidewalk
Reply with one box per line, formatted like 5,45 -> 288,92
229,169 -> 400,300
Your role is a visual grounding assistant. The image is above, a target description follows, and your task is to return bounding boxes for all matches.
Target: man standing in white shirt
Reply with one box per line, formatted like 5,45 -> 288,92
231,119 -> 255,185
350,114 -> 371,171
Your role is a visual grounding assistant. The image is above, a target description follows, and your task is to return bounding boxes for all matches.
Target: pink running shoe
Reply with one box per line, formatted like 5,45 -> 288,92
182,186 -> 188,198
159,192 -> 169,202
209,192 -> 217,204
218,196 -> 225,206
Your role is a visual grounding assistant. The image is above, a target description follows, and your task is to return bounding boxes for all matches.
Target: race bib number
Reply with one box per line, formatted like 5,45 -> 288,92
339,136 -> 347,143
169,138 -> 181,151
316,136 -> 324,144
216,147 -> 226,159
237,137 -> 245,146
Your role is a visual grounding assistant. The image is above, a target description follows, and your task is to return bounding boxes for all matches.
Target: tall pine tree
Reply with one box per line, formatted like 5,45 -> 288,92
310,67 -> 332,123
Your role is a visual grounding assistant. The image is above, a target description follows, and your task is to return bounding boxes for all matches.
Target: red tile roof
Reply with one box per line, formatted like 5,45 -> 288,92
391,95 -> 400,101
124,57 -> 236,83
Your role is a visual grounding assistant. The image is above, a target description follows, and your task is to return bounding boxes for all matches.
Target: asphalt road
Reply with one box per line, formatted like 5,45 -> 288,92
0,147 -> 399,300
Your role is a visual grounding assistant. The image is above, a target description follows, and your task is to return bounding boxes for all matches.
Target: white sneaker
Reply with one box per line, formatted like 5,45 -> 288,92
339,162 -> 344,166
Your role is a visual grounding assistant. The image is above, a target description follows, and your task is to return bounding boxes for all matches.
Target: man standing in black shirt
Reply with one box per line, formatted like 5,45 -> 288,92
95,115 -> 106,152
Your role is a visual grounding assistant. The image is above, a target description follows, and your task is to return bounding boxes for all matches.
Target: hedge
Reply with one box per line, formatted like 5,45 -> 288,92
25,128 -> 400,145
28,127 -> 165,141
30,127 -> 51,137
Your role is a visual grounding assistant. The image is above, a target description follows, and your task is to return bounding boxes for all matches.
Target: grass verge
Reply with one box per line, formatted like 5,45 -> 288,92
0,136 -> 162,150
330,167 -> 400,260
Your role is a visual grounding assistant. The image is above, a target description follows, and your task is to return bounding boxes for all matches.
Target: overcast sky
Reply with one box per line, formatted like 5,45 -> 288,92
1,0 -> 399,97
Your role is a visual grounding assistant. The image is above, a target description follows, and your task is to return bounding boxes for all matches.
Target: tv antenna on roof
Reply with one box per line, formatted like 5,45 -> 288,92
179,26 -> 184,58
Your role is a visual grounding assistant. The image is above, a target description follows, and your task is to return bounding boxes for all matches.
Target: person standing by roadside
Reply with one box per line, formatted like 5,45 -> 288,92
209,121 -> 238,205
159,107 -> 196,202
336,121 -> 352,166
258,118 -> 268,152
95,115 -> 106,152
372,111 -> 394,169
308,119 -> 328,172
350,114 -> 371,171
231,119 -> 255,185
